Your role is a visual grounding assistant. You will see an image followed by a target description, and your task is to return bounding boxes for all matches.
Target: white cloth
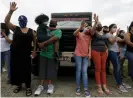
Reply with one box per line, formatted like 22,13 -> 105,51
0,33 -> 13,52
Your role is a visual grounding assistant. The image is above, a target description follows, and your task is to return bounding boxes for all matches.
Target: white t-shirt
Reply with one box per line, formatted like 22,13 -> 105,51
105,33 -> 119,52
0,33 -> 13,52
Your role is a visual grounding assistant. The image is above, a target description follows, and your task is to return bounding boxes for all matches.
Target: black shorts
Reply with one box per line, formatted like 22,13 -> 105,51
39,56 -> 58,80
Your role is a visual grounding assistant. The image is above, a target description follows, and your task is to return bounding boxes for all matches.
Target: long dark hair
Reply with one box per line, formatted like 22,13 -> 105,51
1,23 -> 10,36
109,24 -> 116,32
118,30 -> 125,39
129,21 -> 133,33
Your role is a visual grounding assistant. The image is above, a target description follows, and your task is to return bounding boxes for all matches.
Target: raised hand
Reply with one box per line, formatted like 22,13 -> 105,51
80,21 -> 86,29
93,13 -> 99,23
10,2 -> 18,12
93,13 -> 97,21
116,28 -> 120,36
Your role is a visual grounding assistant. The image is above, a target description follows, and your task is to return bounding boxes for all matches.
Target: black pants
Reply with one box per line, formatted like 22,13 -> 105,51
16,81 -> 31,88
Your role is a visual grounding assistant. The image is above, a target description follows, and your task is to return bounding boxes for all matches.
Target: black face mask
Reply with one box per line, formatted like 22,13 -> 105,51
49,24 -> 56,28
96,27 -> 102,31
103,30 -> 108,33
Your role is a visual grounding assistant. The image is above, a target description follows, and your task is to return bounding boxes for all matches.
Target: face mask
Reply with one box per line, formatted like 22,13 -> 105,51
43,21 -> 48,25
103,30 -> 108,33
112,28 -> 117,33
19,21 -> 27,28
83,28 -> 88,32
96,26 -> 102,31
50,24 -> 56,28
120,33 -> 124,36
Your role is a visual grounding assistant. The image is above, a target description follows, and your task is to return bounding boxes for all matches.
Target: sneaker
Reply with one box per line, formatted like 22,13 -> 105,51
2,68 -> 6,72
34,85 -> 44,96
75,88 -> 80,96
47,84 -> 54,94
122,83 -> 132,89
84,90 -> 91,98
118,85 -> 128,93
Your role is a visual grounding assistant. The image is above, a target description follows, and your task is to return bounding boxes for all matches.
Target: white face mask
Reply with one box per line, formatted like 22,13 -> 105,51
120,33 -> 125,36
43,21 -> 48,25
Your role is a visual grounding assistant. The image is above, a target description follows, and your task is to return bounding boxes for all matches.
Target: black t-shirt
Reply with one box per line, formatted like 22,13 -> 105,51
127,32 -> 133,52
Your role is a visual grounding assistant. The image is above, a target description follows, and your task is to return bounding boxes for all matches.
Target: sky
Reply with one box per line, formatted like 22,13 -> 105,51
0,0 -> 133,31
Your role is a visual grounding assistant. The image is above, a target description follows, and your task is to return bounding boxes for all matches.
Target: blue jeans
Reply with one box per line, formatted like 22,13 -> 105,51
74,55 -> 90,89
108,51 -> 122,85
126,51 -> 133,81
1,50 -> 11,82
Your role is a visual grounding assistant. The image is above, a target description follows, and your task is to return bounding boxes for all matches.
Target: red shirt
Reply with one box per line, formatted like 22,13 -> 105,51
74,32 -> 91,57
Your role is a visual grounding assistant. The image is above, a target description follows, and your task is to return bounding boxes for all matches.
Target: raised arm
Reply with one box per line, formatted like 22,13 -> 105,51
90,14 -> 99,36
124,33 -> 133,48
73,21 -> 86,36
5,2 -> 18,31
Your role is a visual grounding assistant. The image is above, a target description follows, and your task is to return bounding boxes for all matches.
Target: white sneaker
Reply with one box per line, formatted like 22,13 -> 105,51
47,84 -> 54,94
34,85 -> 44,96
2,68 -> 6,72
122,83 -> 132,89
118,85 -> 128,93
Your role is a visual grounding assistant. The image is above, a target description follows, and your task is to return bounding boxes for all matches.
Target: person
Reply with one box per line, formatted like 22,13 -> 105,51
73,21 -> 91,97
124,21 -> 133,86
34,20 -> 62,96
103,26 -> 111,75
35,14 -> 59,59
105,24 -> 128,92
0,23 -> 13,83
117,30 -> 126,78
117,30 -> 132,89
4,2 -> 36,96
91,15 -> 112,95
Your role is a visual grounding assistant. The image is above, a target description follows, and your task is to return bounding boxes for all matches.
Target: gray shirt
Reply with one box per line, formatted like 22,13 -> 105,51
105,33 -> 119,52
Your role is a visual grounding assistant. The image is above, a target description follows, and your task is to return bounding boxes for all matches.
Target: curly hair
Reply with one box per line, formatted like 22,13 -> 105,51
35,14 -> 49,25
1,23 -> 10,36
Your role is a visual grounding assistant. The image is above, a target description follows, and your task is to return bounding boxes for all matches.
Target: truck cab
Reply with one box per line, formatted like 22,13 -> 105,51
51,12 -> 94,67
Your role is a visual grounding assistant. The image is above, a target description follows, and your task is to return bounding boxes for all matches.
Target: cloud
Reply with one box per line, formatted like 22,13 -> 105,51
0,0 -> 133,31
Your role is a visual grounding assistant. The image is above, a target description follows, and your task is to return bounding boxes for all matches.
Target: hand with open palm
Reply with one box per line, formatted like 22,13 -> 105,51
93,13 -> 99,23
10,2 -> 18,12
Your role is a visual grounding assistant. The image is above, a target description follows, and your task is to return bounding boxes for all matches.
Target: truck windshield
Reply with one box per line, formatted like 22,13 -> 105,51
57,21 -> 82,28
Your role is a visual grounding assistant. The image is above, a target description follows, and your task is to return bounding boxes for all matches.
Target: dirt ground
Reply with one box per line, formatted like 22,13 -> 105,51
1,65 -> 133,97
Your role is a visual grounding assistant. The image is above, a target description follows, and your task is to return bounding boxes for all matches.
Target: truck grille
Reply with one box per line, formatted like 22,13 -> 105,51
59,29 -> 76,52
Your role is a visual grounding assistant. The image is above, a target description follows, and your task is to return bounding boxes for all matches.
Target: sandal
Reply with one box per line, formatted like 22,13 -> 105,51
103,88 -> 112,95
97,87 -> 103,95
26,88 -> 32,96
13,86 -> 21,93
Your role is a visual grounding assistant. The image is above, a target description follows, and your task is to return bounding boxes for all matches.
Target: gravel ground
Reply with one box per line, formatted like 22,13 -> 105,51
1,67 -> 133,97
